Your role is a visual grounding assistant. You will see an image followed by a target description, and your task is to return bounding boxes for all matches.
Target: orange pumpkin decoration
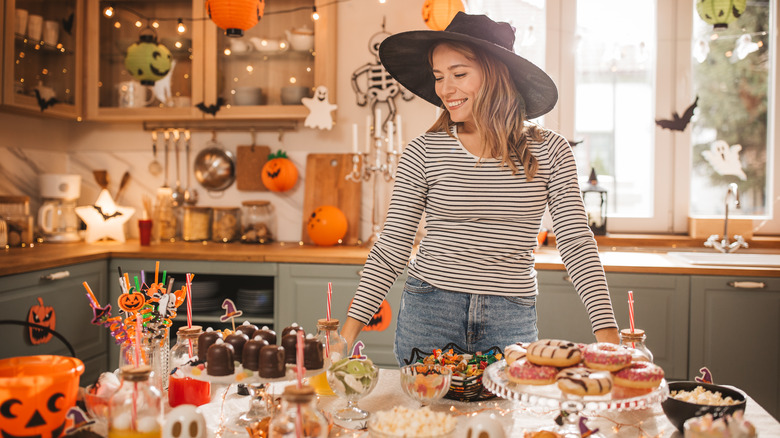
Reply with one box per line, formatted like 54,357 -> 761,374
306,205 -> 348,246
118,292 -> 146,313
0,355 -> 84,438
27,297 -> 55,345
422,0 -> 465,31
206,0 -> 265,38
261,150 -> 299,192
362,300 -> 392,332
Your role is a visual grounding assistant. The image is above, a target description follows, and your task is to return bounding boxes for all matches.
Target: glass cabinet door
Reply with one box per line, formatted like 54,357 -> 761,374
84,0 -> 203,121
203,0 -> 336,120
2,0 -> 83,118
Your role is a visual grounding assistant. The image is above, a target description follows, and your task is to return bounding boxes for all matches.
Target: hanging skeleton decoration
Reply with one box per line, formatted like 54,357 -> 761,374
351,19 -> 414,135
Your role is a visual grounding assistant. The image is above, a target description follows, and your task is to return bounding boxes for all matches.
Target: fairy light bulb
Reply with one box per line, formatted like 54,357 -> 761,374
103,5 -> 114,17
135,20 -> 142,28
114,21 -> 121,29
177,19 -> 186,34
311,6 -> 320,20
152,21 -> 160,29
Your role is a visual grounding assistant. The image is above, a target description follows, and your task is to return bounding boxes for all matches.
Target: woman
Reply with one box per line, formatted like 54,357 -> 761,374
342,12 -> 619,365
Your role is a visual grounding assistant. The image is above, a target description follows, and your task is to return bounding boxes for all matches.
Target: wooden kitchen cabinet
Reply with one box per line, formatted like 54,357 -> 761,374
1,0 -> 84,119
536,270 -> 690,380
689,275 -> 780,420
0,260 -> 108,385
277,263 -> 405,367
84,0 -> 336,122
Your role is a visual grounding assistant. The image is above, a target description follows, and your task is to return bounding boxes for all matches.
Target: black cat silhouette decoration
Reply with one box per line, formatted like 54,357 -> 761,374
656,96 -> 698,131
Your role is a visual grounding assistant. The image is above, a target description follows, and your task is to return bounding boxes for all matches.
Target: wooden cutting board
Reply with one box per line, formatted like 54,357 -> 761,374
301,153 -> 362,245
236,145 -> 271,191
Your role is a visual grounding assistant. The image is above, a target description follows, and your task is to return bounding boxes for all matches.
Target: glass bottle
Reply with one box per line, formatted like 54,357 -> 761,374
620,328 -> 653,362
269,385 -> 328,438
241,200 -> 275,243
108,365 -> 162,438
168,325 -> 211,407
309,318 -> 347,395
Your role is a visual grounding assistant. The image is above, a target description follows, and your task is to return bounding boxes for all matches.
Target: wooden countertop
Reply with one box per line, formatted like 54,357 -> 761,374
1,240 -> 779,278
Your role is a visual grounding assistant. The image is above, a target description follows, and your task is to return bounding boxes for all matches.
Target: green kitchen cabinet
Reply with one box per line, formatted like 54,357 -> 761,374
689,275 -> 780,420
536,270 -> 690,380
276,263 -> 406,367
0,260 -> 108,385
108,258 -> 277,371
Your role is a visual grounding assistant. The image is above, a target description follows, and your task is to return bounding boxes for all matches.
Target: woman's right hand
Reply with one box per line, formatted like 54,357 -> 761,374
340,316 -> 366,352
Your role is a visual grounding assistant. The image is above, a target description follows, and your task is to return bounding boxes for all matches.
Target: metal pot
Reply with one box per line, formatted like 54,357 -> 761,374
193,141 -> 236,191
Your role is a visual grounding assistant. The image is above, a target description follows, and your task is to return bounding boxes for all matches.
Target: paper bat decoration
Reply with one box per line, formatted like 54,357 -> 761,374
196,98 -> 225,116
34,89 -> 57,112
92,205 -> 123,220
656,96 -> 698,131
62,12 -> 75,35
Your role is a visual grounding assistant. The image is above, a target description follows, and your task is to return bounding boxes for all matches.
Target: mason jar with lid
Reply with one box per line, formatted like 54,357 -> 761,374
182,206 -> 212,241
212,207 -> 240,243
241,200 -> 275,244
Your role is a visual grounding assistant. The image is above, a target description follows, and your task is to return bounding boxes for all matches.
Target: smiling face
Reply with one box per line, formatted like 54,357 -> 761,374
431,43 -> 483,130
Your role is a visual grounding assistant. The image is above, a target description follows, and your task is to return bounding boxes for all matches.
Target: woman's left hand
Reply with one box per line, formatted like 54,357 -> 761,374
594,327 -> 620,344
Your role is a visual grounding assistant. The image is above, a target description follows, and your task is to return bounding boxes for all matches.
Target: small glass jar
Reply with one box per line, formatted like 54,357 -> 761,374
153,187 -> 176,242
310,318 -> 347,395
620,328 -> 654,362
241,200 -> 275,244
212,207 -> 241,243
169,325 -> 211,407
182,206 -> 211,241
269,385 -> 328,438
108,365 -> 162,438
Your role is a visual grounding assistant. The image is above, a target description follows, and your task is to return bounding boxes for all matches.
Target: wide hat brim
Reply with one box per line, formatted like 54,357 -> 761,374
379,13 -> 558,119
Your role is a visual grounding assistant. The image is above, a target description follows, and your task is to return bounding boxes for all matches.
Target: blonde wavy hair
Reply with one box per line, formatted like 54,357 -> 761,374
427,41 -> 543,180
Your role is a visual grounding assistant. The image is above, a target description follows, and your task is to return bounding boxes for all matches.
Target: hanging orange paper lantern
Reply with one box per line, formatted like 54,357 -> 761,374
206,0 -> 265,37
421,0 -> 465,31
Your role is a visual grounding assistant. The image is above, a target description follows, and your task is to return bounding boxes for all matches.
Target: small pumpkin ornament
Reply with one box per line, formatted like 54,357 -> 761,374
695,0 -> 747,29
422,0 -> 465,31
363,300 -> 392,332
118,292 -> 146,313
27,297 -> 56,345
261,150 -> 298,192
124,30 -> 173,85
306,205 -> 348,246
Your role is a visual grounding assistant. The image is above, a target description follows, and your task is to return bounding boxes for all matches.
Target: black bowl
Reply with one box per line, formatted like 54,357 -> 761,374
661,381 -> 747,432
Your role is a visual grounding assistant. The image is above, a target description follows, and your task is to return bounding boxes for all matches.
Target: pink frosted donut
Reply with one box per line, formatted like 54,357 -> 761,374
506,358 -> 557,386
613,361 -> 664,389
582,343 -> 632,371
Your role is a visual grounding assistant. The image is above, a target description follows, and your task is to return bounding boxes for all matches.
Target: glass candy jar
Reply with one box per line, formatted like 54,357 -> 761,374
309,319 -> 347,395
212,207 -> 240,242
269,385 -> 328,438
168,326 -> 211,407
241,200 -> 275,244
108,365 -> 162,438
620,328 -> 653,362
182,206 -> 211,241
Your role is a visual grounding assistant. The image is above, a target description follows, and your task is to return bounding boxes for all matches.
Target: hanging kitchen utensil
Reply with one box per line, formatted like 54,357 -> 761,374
194,133 -> 236,192
93,170 -> 109,190
171,129 -> 185,207
148,131 -> 163,176
115,171 -> 131,202
163,130 -> 171,188
183,130 -> 198,205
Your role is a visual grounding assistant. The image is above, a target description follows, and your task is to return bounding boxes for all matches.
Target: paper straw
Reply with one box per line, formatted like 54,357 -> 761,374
326,282 -> 332,321
162,270 -> 167,285
124,273 -> 131,293
141,270 -> 145,289
134,276 -> 140,293
155,261 -> 160,285
628,291 -> 635,333
135,313 -> 142,366
83,282 -> 99,306
186,273 -> 193,330
296,330 -> 304,388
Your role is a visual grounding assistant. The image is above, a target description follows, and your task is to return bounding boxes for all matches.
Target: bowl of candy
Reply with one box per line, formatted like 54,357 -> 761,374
368,406 -> 457,438
400,364 -> 452,405
82,372 -> 121,422
405,343 -> 502,401
661,381 -> 747,432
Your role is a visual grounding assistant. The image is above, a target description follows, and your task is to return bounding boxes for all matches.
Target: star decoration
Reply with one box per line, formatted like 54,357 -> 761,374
76,189 -> 135,243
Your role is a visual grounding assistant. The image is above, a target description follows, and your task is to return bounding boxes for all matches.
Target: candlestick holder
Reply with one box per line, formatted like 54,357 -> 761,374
346,125 -> 400,246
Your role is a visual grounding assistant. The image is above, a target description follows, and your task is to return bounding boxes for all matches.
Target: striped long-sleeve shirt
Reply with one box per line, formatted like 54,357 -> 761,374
347,127 -> 618,334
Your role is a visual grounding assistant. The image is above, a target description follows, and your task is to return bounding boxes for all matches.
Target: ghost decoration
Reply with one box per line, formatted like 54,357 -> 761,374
701,140 -> 747,180
153,59 -> 177,106
75,188 -> 135,243
302,85 -> 337,130
163,405 -> 206,438
465,413 -> 506,438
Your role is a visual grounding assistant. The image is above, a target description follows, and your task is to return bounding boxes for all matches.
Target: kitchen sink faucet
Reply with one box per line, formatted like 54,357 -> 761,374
704,183 -> 748,253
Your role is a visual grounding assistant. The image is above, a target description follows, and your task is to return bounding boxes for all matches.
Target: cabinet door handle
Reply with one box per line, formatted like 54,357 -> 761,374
727,281 -> 766,289
41,270 -> 70,281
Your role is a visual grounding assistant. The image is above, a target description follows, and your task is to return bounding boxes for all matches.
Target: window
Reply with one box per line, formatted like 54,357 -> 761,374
469,0 -> 778,235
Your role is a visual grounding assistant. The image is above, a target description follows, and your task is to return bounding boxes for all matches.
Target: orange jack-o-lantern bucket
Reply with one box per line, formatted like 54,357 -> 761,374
0,355 -> 84,438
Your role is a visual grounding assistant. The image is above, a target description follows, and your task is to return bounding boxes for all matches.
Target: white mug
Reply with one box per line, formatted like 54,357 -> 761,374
43,20 -> 59,46
27,14 -> 43,41
117,80 -> 155,108
15,9 -> 28,35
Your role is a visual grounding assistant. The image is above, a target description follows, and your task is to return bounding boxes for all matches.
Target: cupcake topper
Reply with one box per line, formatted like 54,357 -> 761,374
219,298 -> 243,331
695,367 -> 714,384
351,340 -> 367,359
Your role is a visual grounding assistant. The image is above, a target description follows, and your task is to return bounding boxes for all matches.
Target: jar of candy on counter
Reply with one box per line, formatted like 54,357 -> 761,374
212,207 -> 240,243
182,206 -> 211,242
108,365 -> 161,438
241,200 -> 275,244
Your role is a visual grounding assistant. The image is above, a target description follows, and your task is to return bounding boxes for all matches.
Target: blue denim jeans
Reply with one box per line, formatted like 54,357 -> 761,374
393,276 -> 538,366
